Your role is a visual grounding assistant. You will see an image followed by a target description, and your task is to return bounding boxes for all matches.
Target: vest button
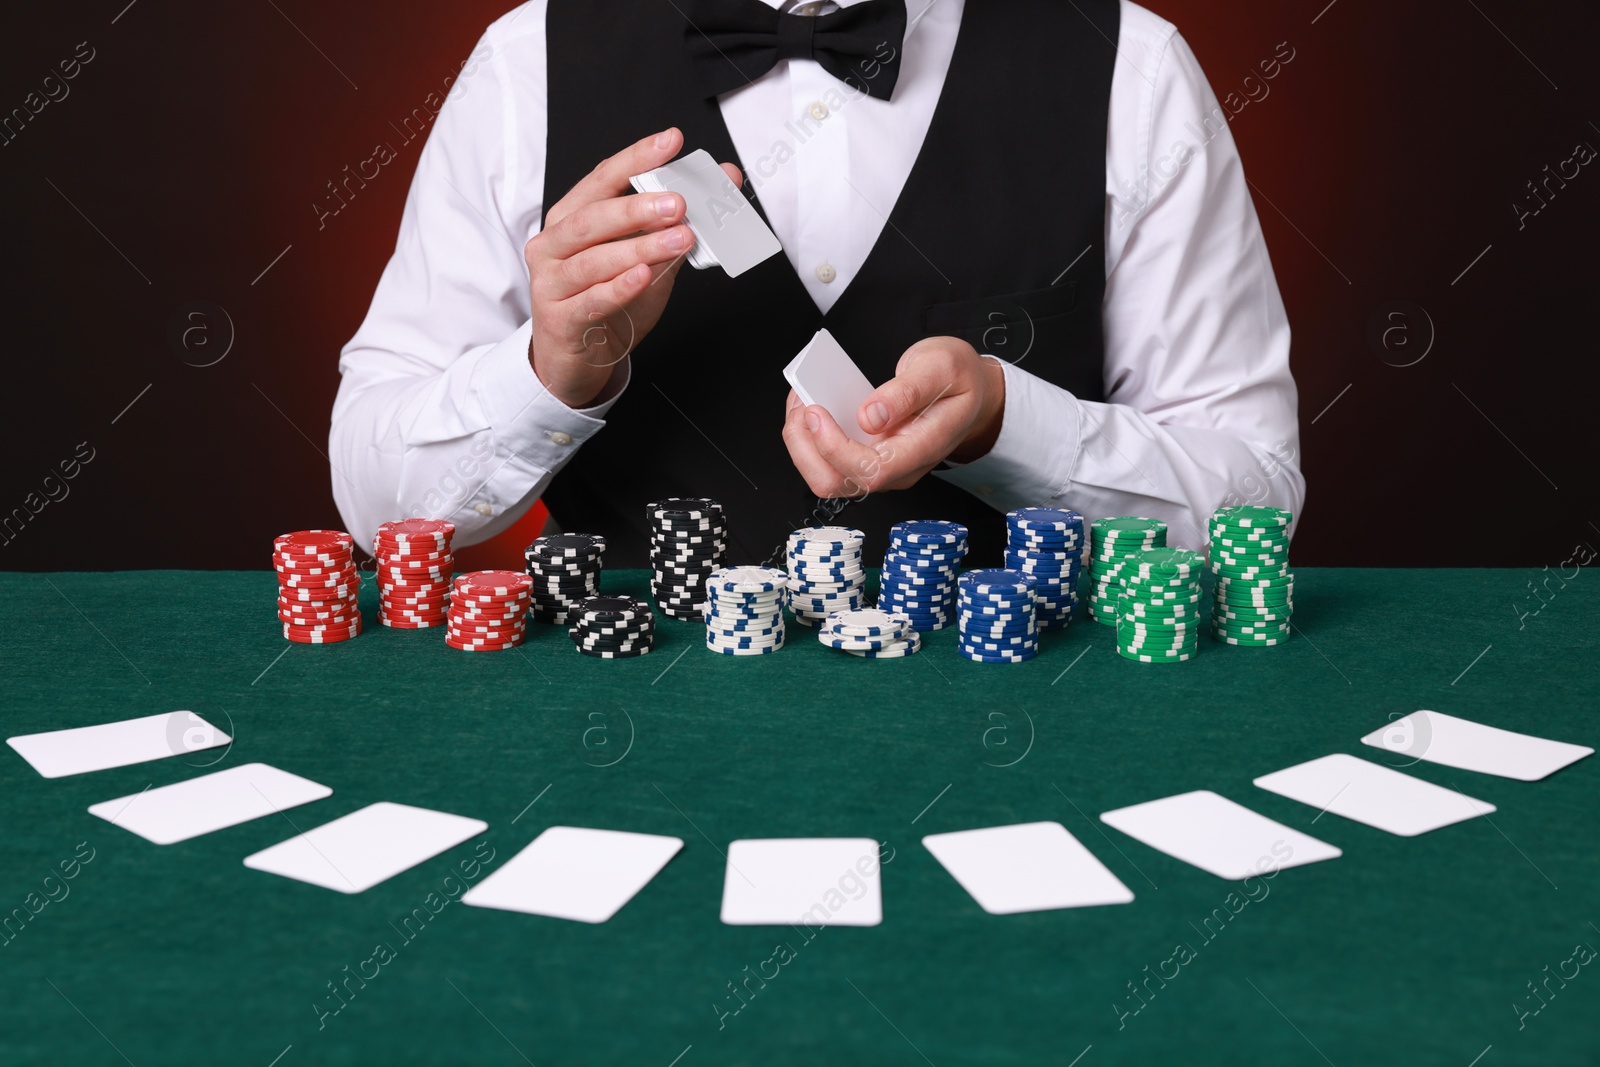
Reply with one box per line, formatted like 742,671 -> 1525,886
474,502 -> 495,516
808,100 -> 830,122
815,263 -> 837,284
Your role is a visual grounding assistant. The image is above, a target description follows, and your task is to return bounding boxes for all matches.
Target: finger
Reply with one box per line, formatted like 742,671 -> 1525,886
783,401 -> 853,498
863,396 -> 977,489
546,128 -> 684,229
551,223 -> 695,298
554,262 -> 656,352
804,405 -> 885,494
720,161 -> 744,188
858,346 -> 963,436
539,186 -> 688,265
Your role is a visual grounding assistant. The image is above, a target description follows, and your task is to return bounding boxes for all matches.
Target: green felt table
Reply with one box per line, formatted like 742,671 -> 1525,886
1,568 -> 1596,1067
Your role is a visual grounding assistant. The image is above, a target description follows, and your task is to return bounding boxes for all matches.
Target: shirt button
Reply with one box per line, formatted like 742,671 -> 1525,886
548,431 -> 573,446
474,502 -> 494,516
808,100 -> 829,121
815,263 -> 837,284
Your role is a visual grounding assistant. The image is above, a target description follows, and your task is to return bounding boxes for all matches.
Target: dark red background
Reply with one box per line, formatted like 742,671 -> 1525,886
2,0 -> 1596,570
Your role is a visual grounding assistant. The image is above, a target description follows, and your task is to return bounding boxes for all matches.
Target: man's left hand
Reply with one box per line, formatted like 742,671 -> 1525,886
782,336 -> 1006,499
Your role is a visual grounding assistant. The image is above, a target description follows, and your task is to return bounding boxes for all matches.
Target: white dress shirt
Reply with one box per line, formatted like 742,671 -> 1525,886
330,0 -> 1303,552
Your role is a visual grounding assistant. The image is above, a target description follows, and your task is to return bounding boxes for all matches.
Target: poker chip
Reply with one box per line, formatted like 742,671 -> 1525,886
526,532 -> 607,624
1086,516 -> 1168,625
569,594 -> 655,658
370,518 -> 454,630
704,566 -> 787,655
443,569 -> 529,651
956,567 -> 1037,663
787,527 -> 867,627
1208,506 -> 1294,646
273,530 -> 363,643
816,607 -> 919,657
1114,546 -> 1203,664
1005,508 -> 1082,631
876,520 -> 967,632
648,500 -> 726,621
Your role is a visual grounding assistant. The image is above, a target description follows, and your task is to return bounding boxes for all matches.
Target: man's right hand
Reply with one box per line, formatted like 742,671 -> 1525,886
525,127 -> 742,409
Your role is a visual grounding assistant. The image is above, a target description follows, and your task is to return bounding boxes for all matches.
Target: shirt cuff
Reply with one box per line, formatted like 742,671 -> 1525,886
934,359 -> 1082,508
472,319 -> 630,464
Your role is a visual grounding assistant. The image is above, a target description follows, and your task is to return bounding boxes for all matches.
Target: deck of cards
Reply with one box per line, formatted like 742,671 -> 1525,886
630,148 -> 781,278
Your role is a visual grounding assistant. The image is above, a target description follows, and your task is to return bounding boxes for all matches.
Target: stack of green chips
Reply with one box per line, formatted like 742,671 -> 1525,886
1208,505 -> 1293,646
1087,517 -> 1167,625
1115,548 -> 1205,663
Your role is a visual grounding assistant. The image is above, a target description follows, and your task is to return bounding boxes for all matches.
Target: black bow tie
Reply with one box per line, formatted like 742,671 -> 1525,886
683,0 -> 908,101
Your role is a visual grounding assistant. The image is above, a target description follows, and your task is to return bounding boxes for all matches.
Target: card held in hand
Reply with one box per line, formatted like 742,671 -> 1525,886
630,149 -> 781,277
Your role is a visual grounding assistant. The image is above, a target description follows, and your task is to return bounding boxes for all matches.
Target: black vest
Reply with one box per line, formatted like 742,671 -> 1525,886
542,0 -> 1118,567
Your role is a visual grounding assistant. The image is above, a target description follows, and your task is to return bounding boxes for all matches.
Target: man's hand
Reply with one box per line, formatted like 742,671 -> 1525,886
782,336 -> 1006,498
525,127 -> 741,409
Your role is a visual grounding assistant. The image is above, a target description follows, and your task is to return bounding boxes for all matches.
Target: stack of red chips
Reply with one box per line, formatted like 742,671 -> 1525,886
374,518 -> 456,628
275,530 -> 362,643
447,570 -> 532,651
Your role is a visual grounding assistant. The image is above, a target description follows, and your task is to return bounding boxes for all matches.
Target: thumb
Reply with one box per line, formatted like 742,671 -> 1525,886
857,371 -> 930,437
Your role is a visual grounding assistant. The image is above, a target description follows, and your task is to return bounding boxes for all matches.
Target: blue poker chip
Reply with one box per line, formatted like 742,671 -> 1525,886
885,554 -> 964,567
1007,507 -> 1084,530
960,632 -> 1039,649
960,620 -> 1037,637
959,568 -> 1035,590
958,647 -> 1038,663
889,520 -> 969,545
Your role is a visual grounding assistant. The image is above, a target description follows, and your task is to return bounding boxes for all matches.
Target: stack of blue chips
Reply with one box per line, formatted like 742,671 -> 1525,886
875,520 -> 969,632
1004,507 -> 1085,630
957,569 -> 1039,663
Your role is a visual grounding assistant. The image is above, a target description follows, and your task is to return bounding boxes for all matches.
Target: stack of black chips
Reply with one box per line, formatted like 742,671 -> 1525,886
525,533 -> 606,624
569,595 -> 655,658
647,498 -> 727,621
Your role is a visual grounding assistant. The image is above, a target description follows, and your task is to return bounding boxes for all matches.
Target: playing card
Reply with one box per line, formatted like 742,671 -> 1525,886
720,838 -> 882,927
630,148 -> 781,277
921,821 -> 1134,914
783,329 -> 880,444
243,801 -> 487,893
1360,709 -> 1593,781
1254,753 -> 1495,837
7,710 -> 231,779
461,826 -> 682,923
88,763 -> 331,845
1100,790 -> 1342,879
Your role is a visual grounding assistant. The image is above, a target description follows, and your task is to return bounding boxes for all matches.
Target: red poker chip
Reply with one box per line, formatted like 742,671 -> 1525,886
380,615 -> 446,629
382,603 -> 450,616
286,628 -> 360,644
278,593 -> 359,608
380,587 -> 451,599
377,566 -> 453,581
273,551 -> 352,570
378,554 -> 454,569
280,568 -> 359,587
284,621 -> 362,642
278,604 -> 359,619
279,587 -> 360,604
375,518 -> 455,543
280,585 -> 359,602
375,541 -> 452,556
378,575 -> 452,590
449,619 -> 527,633
388,613 -> 449,626
276,530 -> 355,556
453,570 -> 533,597
449,612 -> 525,625
445,636 -> 522,651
